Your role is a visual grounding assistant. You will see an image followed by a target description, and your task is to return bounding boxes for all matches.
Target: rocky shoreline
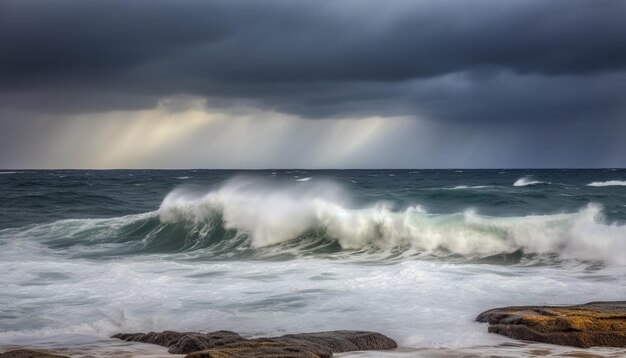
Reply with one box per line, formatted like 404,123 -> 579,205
2,301 -> 625,357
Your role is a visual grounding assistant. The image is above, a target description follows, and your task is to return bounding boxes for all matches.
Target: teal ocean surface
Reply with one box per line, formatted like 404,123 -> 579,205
1,170 -> 626,357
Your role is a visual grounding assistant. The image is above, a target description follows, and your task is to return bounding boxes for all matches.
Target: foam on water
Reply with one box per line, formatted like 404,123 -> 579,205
1,250 -> 625,356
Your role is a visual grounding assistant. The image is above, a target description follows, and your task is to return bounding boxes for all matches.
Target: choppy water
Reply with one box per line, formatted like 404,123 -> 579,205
1,170 -> 626,357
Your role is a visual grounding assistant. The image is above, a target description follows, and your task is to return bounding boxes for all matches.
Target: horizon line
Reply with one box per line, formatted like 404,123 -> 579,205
2,168 -> 625,171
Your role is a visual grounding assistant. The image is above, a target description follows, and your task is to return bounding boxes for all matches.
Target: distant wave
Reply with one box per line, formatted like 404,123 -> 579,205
295,177 -> 312,182
176,176 -> 191,180
513,177 -> 548,187
447,185 -> 492,190
588,180 -> 626,187
0,171 -> 18,175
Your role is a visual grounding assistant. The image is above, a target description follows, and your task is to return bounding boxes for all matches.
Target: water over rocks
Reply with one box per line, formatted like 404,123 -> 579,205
476,301 -> 626,348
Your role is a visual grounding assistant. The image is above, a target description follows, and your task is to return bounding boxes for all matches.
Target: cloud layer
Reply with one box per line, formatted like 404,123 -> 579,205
1,0 -> 625,167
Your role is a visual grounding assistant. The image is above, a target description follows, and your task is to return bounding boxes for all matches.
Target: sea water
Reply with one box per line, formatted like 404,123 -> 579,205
1,169 -> 625,357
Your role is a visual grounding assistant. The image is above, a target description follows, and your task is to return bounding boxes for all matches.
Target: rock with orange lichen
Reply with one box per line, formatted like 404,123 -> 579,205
476,301 -> 626,348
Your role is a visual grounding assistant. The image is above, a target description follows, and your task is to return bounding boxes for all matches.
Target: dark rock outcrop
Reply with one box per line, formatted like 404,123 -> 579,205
0,350 -> 69,358
112,330 -> 244,354
185,339 -> 332,358
476,301 -> 626,348
113,330 -> 188,348
170,331 -> 246,354
112,329 -> 397,357
277,330 -> 397,352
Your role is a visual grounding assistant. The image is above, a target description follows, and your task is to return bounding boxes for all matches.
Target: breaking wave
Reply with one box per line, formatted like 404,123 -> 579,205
446,185 -> 492,190
588,180 -> 626,187
513,177 -> 548,187
3,178 -> 626,265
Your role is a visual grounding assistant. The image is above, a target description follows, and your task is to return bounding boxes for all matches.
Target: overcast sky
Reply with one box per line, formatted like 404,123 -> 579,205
1,0 -> 625,168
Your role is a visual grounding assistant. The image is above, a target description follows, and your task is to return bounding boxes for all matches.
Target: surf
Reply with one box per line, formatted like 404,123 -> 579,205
4,177 -> 626,265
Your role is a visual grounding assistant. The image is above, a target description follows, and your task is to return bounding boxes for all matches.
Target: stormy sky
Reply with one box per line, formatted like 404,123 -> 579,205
1,0 -> 625,168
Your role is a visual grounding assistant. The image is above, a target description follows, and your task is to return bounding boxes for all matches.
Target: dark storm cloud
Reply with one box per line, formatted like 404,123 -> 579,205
1,0 -> 626,121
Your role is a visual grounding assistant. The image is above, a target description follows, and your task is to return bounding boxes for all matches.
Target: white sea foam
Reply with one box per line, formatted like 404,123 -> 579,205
588,180 -> 626,187
159,178 -> 626,264
513,177 -> 547,187
0,250 -> 625,356
295,177 -> 312,181
176,176 -> 191,180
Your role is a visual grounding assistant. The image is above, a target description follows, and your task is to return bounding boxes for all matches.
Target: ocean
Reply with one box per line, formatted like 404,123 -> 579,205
1,169 -> 625,357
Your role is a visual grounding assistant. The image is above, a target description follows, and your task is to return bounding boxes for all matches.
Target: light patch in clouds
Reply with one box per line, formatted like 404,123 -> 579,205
3,97 -> 422,169
2,96 -> 624,169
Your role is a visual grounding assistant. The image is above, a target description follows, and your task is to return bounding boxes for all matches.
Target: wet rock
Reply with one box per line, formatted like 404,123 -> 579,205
278,330 -> 398,352
112,329 -> 397,356
476,301 -> 626,348
112,330 -> 244,354
112,330 -> 188,347
169,331 -> 245,354
185,339 -> 332,358
0,350 -> 69,358
185,330 -> 396,357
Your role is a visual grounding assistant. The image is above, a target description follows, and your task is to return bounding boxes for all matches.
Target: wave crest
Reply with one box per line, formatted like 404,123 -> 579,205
157,178 -> 626,264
